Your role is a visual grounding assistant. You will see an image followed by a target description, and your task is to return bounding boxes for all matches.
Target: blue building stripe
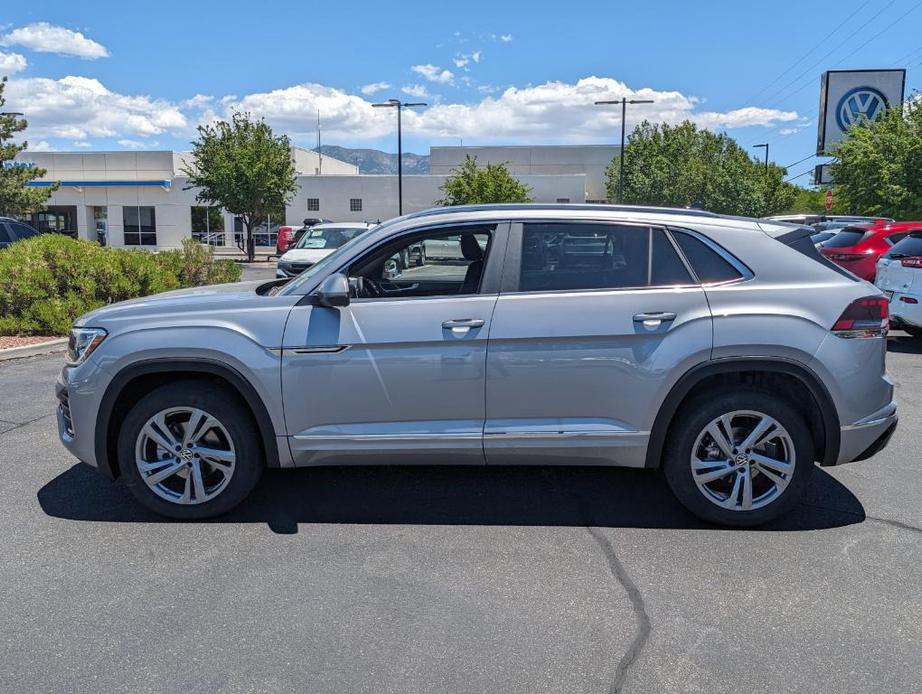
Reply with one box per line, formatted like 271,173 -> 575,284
26,179 -> 172,188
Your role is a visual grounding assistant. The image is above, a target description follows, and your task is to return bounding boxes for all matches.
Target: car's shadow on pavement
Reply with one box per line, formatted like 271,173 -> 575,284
887,333 -> 922,354
38,463 -> 865,533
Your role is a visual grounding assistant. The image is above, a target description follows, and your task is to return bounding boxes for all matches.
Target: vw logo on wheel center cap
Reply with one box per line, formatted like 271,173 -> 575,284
735,453 -> 749,466
179,448 -> 194,463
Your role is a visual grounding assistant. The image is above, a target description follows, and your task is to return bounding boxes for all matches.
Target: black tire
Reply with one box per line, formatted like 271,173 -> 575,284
117,380 -> 264,520
662,389 -> 814,527
903,325 -> 922,338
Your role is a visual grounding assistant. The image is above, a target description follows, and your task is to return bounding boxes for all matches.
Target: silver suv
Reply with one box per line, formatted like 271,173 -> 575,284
56,205 -> 897,526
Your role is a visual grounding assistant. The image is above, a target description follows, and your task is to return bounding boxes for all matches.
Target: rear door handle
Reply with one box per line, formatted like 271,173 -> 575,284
442,318 -> 485,330
633,312 -> 677,326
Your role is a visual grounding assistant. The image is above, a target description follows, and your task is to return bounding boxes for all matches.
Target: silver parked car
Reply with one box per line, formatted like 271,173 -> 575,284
56,204 -> 897,526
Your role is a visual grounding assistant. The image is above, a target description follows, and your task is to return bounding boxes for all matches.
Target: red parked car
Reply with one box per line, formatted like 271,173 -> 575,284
819,221 -> 922,281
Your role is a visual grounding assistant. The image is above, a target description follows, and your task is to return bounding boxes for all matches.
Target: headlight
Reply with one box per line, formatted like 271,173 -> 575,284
66,327 -> 107,365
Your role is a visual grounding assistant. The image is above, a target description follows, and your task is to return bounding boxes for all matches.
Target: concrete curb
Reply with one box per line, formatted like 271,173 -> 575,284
0,338 -> 68,362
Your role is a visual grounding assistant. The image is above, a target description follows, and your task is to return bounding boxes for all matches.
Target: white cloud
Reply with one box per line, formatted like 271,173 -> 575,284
401,84 -> 429,98
181,93 -> 214,109
117,138 -> 160,149
27,140 -> 54,151
411,64 -> 454,84
1,22 -> 109,60
453,56 -> 468,69
360,81 -> 391,95
471,50 -> 482,63
500,34 -> 513,42
3,75 -> 187,140
453,51 -> 482,70
0,50 -> 26,74
72,140 -> 91,148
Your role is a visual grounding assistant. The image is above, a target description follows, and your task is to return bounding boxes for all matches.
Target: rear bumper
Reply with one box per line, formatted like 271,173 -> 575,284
887,296 -> 922,329
835,400 -> 898,465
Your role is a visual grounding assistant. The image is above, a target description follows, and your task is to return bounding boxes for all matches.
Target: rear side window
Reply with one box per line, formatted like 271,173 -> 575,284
671,230 -> 743,283
519,223 -> 692,292
821,227 -> 868,248
886,233 -> 922,258
9,223 -> 37,239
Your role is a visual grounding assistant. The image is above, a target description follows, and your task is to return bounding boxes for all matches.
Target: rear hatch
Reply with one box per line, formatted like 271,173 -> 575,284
876,233 -> 922,296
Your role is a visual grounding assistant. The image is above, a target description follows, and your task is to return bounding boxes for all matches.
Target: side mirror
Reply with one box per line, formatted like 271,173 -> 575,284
314,272 -> 350,308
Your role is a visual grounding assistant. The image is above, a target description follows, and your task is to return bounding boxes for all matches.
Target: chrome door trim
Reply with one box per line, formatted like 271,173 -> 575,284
269,345 -> 350,355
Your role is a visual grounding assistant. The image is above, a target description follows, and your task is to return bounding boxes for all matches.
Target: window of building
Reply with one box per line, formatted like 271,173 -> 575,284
350,198 -> 363,212
191,206 -> 225,246
556,198 -> 571,203
519,223 -> 692,292
233,206 -> 285,249
123,206 -> 157,246
585,199 -> 608,204
32,206 -> 78,235
307,198 -> 320,212
671,230 -> 743,284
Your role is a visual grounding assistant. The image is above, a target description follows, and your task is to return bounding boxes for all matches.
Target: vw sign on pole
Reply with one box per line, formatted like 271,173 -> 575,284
816,69 -> 905,155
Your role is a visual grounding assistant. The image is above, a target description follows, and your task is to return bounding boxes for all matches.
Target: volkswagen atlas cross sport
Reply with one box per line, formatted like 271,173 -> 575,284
56,204 -> 898,527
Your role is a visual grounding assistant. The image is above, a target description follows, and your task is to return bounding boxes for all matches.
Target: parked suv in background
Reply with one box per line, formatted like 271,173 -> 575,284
276,222 -> 375,278
275,217 -> 331,256
0,217 -> 43,249
819,221 -> 915,280
875,228 -> 922,335
56,205 -> 896,527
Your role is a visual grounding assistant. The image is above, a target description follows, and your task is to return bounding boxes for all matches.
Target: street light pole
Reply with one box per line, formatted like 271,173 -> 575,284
753,143 -> 769,174
372,98 -> 427,216
594,98 -> 654,203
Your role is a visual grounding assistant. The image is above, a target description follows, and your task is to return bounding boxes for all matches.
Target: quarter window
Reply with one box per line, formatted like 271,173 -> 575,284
123,206 -> 157,246
519,223 -> 691,292
671,230 -> 743,284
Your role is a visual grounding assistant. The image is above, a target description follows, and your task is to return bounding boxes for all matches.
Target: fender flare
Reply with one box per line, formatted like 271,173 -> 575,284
95,358 -> 280,479
644,358 -> 840,469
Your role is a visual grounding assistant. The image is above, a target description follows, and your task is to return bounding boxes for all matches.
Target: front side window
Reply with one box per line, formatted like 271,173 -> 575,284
123,206 -> 157,246
348,227 -> 493,300
519,222 -> 691,292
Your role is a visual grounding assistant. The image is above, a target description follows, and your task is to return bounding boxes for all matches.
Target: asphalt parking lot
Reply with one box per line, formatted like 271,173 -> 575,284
1,337 -> 920,693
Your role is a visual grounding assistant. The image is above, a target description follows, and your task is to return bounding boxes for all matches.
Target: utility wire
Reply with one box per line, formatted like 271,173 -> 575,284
784,153 -> 817,170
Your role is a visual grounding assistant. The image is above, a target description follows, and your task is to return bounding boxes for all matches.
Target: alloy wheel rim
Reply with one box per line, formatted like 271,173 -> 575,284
690,409 -> 795,512
135,406 -> 236,505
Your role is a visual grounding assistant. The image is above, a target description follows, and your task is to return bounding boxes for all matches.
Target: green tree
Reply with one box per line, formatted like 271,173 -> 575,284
829,98 -> 922,218
0,77 -> 55,217
182,112 -> 297,261
606,120 -> 795,216
437,155 -> 532,206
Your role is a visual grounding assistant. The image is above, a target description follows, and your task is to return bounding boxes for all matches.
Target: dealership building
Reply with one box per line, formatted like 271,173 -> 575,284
14,144 -> 618,250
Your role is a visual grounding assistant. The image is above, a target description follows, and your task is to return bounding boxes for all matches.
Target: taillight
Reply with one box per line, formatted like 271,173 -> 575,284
827,253 -> 865,262
831,296 -> 889,338
900,257 -> 922,268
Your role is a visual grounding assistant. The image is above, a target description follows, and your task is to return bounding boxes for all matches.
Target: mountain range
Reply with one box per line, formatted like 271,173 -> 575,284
315,145 -> 430,175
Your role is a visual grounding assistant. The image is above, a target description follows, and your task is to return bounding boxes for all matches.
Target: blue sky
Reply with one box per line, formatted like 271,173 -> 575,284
2,0 -> 921,185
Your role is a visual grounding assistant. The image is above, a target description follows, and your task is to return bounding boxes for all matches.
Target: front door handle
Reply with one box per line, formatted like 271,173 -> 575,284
633,312 -> 677,327
442,318 -> 485,330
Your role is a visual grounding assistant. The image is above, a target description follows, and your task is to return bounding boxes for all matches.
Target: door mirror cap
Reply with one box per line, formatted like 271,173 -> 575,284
314,272 -> 350,308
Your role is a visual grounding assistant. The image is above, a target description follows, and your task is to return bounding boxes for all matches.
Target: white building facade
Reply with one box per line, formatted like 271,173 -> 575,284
15,144 -> 600,250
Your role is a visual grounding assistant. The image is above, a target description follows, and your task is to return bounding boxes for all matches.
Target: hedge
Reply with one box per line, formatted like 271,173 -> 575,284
0,235 -> 241,336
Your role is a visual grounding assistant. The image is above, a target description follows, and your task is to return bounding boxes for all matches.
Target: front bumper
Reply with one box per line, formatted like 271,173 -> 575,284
836,400 -> 898,465
55,364 -> 108,476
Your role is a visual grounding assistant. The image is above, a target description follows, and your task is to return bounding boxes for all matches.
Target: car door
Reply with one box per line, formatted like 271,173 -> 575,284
484,220 -> 713,468
281,222 -> 508,466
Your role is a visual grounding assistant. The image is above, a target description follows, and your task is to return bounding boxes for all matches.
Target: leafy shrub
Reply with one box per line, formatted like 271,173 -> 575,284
0,235 -> 242,336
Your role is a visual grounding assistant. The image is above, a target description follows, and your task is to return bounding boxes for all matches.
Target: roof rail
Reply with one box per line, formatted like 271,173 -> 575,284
405,203 -> 720,219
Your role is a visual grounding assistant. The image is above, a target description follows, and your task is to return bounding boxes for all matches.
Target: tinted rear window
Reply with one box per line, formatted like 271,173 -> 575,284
886,234 -> 922,258
672,230 -> 743,283
821,227 -> 868,248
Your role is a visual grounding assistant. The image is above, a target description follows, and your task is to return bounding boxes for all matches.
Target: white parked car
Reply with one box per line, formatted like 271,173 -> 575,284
875,231 -> 922,337
277,222 -> 375,278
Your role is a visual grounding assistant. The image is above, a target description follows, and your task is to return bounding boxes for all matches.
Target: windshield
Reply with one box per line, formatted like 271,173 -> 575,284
294,226 -> 367,250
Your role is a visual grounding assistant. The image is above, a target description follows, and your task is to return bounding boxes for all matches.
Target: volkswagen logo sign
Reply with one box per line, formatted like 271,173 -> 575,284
835,86 -> 888,133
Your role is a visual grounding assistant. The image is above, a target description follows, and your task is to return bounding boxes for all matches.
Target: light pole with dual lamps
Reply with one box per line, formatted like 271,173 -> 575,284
371,98 -> 427,216
594,97 -> 654,203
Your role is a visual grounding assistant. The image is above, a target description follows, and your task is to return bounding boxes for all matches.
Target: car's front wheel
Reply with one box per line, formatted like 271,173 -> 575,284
663,390 -> 814,527
117,381 -> 264,519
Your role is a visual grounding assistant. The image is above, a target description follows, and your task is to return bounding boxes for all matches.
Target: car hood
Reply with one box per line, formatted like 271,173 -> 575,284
279,248 -> 334,264
74,280 -> 293,329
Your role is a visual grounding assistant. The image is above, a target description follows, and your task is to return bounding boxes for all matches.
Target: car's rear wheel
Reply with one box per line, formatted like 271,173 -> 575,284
903,325 -> 922,338
663,390 -> 814,527
117,381 -> 264,519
